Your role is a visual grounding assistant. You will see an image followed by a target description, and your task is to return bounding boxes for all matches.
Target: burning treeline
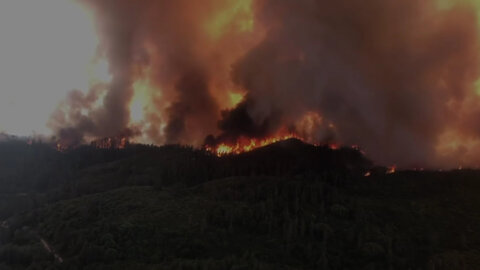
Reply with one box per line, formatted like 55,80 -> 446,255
49,0 -> 480,168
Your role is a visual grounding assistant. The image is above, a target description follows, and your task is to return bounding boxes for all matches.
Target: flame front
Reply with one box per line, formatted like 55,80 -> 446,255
206,134 -> 301,156
386,165 -> 397,174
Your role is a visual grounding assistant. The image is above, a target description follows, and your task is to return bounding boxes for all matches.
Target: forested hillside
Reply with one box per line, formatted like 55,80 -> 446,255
0,139 -> 479,269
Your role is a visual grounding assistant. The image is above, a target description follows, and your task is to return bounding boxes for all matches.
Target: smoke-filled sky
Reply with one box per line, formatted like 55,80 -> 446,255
3,0 -> 480,168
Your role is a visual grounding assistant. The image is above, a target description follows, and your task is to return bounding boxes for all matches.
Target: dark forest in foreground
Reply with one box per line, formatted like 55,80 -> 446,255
1,139 -> 480,269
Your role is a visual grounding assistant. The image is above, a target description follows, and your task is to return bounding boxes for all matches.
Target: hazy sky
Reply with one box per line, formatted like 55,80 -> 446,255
0,0 -> 99,136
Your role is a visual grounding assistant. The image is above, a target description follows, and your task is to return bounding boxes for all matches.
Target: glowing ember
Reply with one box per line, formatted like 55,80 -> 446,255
329,144 -> 339,150
91,137 -> 128,149
206,134 -> 301,156
54,136 -> 129,152
56,143 -> 68,152
386,165 -> 397,174
364,171 -> 371,177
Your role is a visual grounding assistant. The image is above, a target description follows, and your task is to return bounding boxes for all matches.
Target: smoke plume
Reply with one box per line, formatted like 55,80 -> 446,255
50,0 -> 480,168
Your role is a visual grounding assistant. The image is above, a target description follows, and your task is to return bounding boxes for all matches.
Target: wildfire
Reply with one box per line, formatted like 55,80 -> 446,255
56,143 -> 68,152
329,143 -> 339,150
386,165 -> 397,174
91,137 -> 128,149
205,134 -> 301,156
54,136 -> 129,152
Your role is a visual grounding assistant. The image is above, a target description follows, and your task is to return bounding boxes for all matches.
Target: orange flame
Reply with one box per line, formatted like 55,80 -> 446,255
329,143 -> 339,150
386,165 -> 396,174
205,134 -> 302,156
56,143 -> 68,152
92,137 -> 128,149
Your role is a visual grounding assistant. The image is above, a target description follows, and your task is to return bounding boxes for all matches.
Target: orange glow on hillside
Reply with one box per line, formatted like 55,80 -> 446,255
205,134 -> 302,156
329,144 -> 339,150
386,165 -> 397,174
91,137 -> 128,149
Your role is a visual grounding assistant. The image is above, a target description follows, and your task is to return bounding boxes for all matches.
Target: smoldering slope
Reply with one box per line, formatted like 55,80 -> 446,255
49,0 -> 480,168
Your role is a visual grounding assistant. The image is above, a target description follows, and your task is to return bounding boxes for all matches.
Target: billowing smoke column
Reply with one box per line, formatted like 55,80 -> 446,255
50,0 -> 480,168
49,0 -> 233,146
222,0 -> 480,167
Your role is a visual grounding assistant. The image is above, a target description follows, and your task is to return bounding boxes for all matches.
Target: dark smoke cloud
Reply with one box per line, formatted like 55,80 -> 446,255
51,0 -> 480,167
218,0 -> 480,167
208,99 -> 278,145
165,68 -> 218,144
